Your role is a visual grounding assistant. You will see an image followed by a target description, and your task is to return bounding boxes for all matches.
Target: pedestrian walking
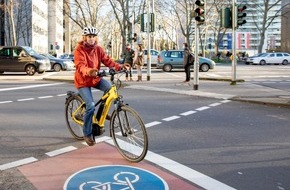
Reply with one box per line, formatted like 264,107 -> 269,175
123,43 -> 135,81
133,42 -> 144,81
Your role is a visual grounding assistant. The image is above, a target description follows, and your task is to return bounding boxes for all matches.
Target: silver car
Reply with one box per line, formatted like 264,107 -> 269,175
248,52 -> 290,65
157,50 -> 215,72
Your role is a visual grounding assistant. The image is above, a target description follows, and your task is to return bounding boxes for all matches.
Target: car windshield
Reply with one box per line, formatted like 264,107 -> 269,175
260,54 -> 268,57
22,46 -> 39,56
45,54 -> 56,59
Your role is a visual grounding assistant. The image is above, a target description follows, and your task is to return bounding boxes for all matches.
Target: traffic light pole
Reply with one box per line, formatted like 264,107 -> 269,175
193,4 -> 199,90
231,0 -> 237,85
146,0 -> 151,81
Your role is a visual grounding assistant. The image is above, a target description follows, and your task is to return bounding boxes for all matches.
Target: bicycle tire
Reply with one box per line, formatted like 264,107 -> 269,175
65,94 -> 85,140
110,105 -> 148,162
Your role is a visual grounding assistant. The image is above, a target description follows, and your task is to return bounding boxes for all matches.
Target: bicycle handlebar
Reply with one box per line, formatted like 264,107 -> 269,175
97,68 -> 127,77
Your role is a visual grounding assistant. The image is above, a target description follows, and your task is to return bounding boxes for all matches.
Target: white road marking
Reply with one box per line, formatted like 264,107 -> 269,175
0,100 -> 13,104
196,106 -> 210,111
0,83 -> 64,92
45,146 -> 77,157
105,138 -> 236,190
209,102 -> 222,107
162,116 -> 180,121
221,100 -> 232,103
38,96 -> 54,99
17,98 -> 35,102
144,121 -> 162,128
57,94 -> 67,97
180,110 -> 196,116
0,157 -> 38,171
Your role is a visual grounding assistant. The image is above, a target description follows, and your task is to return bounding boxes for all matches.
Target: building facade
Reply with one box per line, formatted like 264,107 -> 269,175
281,0 -> 290,53
216,0 -> 282,55
0,0 -> 64,55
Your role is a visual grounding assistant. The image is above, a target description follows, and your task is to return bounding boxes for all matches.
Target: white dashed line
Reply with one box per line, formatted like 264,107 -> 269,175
45,146 -> 77,157
17,98 -> 35,102
180,110 -> 197,116
0,83 -> 64,92
196,106 -> 210,111
162,116 -> 180,121
38,96 -> 54,99
221,100 -> 232,103
145,121 -> 162,128
0,157 -> 38,171
57,94 -> 67,97
209,102 -> 222,107
0,101 -> 13,104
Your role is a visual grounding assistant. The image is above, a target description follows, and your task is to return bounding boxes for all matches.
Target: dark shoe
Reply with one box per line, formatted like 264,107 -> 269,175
106,115 -> 111,121
84,136 -> 95,146
183,80 -> 189,83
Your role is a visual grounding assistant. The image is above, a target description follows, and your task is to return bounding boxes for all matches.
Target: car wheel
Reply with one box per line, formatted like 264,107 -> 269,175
259,60 -> 266,65
25,65 -> 36,76
245,62 -> 250,65
53,63 -> 62,72
163,64 -> 172,72
199,63 -> 209,72
282,60 -> 288,65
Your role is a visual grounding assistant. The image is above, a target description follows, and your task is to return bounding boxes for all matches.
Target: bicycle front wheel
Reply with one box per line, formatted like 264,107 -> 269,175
65,94 -> 85,140
110,105 -> 148,162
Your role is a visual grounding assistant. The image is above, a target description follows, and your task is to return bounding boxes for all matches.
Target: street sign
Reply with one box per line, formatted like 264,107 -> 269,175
64,165 -> 169,190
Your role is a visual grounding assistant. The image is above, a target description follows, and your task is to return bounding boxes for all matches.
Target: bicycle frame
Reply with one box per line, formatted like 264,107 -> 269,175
71,82 -> 119,128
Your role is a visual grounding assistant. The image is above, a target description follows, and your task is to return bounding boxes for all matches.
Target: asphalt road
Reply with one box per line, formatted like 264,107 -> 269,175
0,64 -> 290,189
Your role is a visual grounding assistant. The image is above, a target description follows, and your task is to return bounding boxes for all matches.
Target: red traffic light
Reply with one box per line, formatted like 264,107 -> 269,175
195,7 -> 205,15
237,5 -> 247,12
195,0 -> 204,6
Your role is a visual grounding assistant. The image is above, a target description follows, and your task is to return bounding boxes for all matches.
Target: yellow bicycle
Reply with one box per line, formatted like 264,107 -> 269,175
65,69 -> 148,162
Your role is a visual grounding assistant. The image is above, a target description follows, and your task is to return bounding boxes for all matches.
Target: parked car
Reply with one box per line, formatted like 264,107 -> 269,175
41,53 -> 74,72
59,53 -> 74,62
0,46 -> 50,75
143,49 -> 159,67
244,53 -> 267,64
247,52 -> 290,65
157,50 -> 215,72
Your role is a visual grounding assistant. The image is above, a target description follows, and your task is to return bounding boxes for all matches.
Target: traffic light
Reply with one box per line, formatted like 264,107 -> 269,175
220,7 -> 232,29
194,0 -> 205,24
127,32 -> 132,43
237,5 -> 247,27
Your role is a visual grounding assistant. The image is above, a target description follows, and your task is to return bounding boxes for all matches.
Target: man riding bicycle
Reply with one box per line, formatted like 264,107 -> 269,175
74,26 -> 129,146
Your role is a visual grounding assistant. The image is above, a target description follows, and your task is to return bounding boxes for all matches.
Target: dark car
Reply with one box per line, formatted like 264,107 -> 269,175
157,50 -> 215,72
0,46 -> 50,75
41,54 -> 74,72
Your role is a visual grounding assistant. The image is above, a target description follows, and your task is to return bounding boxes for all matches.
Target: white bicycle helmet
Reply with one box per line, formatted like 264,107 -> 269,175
82,26 -> 97,36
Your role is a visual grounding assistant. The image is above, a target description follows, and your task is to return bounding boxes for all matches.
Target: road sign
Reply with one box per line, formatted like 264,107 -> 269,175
64,165 -> 169,190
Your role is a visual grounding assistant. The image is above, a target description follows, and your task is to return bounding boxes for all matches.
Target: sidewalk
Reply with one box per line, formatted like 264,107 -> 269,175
43,72 -> 290,108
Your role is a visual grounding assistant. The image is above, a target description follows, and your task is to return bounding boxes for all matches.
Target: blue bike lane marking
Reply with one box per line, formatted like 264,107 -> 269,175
64,165 -> 169,190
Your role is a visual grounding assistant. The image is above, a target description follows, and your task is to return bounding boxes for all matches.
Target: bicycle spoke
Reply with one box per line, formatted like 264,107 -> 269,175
111,105 -> 148,162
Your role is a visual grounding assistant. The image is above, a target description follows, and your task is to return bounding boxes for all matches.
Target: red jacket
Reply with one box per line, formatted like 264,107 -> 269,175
74,42 -> 122,89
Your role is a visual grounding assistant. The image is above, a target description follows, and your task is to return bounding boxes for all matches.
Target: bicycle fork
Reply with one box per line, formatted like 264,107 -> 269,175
110,99 -> 130,138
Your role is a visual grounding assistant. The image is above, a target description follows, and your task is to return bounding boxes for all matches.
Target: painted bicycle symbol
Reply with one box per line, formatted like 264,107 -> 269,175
79,171 -> 140,190
64,165 -> 168,190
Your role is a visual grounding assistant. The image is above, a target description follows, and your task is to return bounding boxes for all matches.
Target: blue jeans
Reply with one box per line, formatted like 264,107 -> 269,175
78,78 -> 112,137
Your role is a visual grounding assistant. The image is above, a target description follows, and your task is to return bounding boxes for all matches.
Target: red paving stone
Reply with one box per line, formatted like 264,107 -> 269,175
18,142 -> 202,190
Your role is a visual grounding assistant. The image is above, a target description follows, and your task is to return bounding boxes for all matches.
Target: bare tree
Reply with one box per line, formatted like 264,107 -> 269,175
63,0 -> 107,35
247,0 -> 288,53
0,0 -> 17,45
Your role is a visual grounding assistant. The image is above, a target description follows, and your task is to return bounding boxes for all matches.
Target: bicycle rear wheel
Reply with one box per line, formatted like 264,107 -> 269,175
110,105 -> 148,162
65,94 -> 85,140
